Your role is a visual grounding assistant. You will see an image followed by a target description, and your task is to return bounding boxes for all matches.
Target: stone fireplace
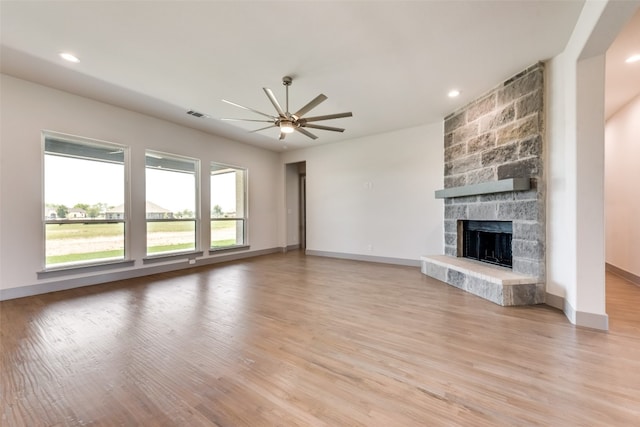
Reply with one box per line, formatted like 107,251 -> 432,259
421,63 -> 546,306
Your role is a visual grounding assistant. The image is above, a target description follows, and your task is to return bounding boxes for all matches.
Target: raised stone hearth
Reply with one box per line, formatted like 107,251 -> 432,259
421,255 -> 544,306
422,63 -> 546,306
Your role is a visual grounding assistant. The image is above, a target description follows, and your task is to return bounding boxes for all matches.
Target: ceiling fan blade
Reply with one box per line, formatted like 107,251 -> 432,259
222,99 -> 276,119
302,123 -> 345,132
293,94 -> 328,118
220,118 -> 275,123
295,127 -> 318,140
249,124 -> 277,133
263,88 -> 286,117
301,112 -> 353,122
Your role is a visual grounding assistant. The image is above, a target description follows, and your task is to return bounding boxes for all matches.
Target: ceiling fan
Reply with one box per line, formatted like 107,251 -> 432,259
221,76 -> 353,140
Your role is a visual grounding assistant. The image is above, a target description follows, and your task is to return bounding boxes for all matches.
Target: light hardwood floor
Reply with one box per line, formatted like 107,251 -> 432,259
1,251 -> 639,426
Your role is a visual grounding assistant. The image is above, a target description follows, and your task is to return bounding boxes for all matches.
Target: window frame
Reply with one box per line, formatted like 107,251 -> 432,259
210,162 -> 248,252
144,150 -> 200,259
41,130 -> 130,272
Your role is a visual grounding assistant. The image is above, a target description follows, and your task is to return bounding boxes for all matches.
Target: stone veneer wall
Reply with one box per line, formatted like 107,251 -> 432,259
443,63 -> 545,281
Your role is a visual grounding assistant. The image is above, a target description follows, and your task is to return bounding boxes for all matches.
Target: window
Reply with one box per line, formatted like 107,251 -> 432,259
145,151 -> 199,256
43,132 -> 127,268
210,163 -> 247,249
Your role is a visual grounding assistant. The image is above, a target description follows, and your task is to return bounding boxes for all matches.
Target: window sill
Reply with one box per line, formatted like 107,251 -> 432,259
38,259 -> 135,279
209,245 -> 250,255
143,251 -> 204,264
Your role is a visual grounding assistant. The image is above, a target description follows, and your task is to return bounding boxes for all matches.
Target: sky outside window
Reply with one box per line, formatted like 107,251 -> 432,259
45,155 -> 124,207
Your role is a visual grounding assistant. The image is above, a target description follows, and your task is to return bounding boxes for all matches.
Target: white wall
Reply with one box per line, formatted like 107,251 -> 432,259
605,95 -> 640,277
546,0 -> 637,329
0,74 -> 281,298
280,123 -> 444,264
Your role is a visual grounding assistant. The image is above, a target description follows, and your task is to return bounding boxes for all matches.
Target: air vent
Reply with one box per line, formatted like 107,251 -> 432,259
186,110 -> 209,118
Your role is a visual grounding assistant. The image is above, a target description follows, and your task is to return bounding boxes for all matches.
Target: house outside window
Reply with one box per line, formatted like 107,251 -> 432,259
210,163 -> 247,249
43,132 -> 127,268
145,151 -> 199,256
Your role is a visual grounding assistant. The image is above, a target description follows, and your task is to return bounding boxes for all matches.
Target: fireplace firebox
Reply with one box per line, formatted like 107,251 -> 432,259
459,220 -> 513,268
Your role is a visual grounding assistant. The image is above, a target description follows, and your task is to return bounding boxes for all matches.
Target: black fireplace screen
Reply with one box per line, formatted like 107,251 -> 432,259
462,220 -> 513,268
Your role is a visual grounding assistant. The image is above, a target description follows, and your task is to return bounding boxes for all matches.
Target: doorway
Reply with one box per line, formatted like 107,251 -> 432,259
285,161 -> 306,251
604,9 -> 640,329
300,173 -> 306,250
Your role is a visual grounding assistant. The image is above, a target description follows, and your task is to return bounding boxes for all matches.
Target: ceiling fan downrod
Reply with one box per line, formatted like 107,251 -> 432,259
283,76 -> 292,115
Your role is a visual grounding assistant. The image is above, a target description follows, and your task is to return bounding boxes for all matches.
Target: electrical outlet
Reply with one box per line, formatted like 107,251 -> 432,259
188,259 -> 196,265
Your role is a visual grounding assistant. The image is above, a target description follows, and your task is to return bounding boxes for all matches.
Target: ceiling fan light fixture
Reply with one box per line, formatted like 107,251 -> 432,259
280,121 -> 295,133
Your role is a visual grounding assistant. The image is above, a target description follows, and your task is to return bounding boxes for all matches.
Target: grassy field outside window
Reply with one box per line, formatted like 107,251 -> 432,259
46,221 -> 238,264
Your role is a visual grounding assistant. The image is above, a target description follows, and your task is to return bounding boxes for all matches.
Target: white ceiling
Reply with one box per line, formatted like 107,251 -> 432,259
606,8 -> 640,119
1,1 -> 633,152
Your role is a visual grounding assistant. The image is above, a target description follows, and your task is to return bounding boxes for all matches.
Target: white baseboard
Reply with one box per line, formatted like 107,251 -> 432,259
606,263 -> 640,286
544,292 -> 564,310
1,248 -> 611,332
546,292 -> 608,331
573,308 -> 609,331
305,249 -> 421,267
0,247 -> 282,301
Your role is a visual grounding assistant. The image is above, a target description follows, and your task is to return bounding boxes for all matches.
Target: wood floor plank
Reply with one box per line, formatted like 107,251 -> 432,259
2,251 -> 639,426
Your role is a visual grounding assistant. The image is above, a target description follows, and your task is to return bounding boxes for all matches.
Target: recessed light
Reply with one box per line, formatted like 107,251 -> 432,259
625,54 -> 640,64
60,52 -> 80,63
448,89 -> 460,98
